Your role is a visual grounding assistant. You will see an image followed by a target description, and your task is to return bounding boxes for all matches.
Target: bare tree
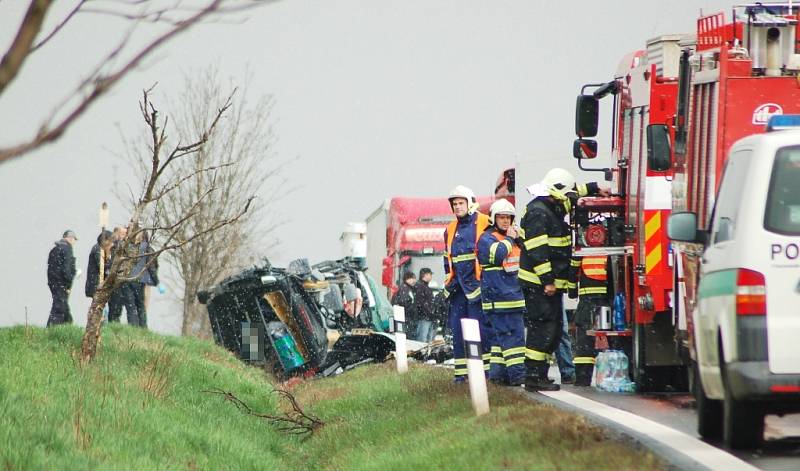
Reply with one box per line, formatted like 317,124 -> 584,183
130,67 -> 284,338
0,0 -> 268,165
80,86 -> 253,362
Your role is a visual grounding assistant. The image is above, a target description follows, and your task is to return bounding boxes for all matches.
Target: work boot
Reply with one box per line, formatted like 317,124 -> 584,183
574,365 -> 593,387
524,379 -> 560,392
507,376 -> 525,387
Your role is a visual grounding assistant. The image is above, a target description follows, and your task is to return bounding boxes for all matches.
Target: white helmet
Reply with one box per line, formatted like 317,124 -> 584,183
540,168 -> 576,199
448,185 -> 478,214
489,198 -> 515,225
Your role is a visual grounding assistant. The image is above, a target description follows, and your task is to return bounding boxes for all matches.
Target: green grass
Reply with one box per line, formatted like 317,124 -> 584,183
0,325 -> 665,470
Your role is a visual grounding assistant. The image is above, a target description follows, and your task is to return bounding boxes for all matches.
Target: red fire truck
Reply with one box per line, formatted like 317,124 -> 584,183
365,197 -> 493,297
574,3 -> 800,392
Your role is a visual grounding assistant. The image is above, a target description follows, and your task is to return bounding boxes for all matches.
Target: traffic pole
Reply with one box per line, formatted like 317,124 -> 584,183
461,318 -> 489,416
393,305 -> 408,374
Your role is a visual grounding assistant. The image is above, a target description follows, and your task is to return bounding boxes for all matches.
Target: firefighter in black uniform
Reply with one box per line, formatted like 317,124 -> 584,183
518,168 -> 606,391
570,255 -> 611,386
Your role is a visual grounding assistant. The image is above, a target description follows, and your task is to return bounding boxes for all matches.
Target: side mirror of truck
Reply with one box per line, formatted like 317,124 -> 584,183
573,138 -> 598,159
575,95 -> 599,137
646,124 -> 672,172
667,212 -> 707,244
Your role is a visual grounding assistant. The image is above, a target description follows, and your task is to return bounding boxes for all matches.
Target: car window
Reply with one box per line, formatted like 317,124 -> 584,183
711,149 -> 752,244
765,146 -> 800,235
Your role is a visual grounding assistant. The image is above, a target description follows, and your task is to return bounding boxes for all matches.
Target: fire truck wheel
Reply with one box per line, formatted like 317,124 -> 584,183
692,361 -> 722,440
721,363 -> 764,449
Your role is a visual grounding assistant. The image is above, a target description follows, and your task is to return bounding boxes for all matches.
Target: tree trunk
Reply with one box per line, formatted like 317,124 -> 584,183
80,275 -> 115,363
182,288 -> 212,339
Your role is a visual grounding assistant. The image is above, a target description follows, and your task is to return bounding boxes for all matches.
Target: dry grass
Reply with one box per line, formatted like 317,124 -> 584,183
137,347 -> 174,400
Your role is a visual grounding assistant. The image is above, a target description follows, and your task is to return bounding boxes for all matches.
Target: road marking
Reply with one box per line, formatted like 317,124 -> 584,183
539,390 -> 759,471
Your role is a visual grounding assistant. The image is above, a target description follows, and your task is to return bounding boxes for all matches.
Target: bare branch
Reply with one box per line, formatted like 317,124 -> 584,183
0,0 -> 226,164
0,0 -> 53,94
203,387 -> 324,439
30,0 -> 87,52
152,195 -> 254,256
153,162 -> 235,201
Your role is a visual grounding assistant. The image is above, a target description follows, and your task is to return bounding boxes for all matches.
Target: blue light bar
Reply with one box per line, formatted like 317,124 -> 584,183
766,114 -> 800,131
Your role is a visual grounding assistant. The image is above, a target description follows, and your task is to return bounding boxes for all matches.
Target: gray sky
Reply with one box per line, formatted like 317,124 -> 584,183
0,0 -> 734,334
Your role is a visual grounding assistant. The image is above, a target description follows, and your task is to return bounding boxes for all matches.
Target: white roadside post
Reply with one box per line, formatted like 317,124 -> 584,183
393,305 -> 408,374
461,318 -> 490,416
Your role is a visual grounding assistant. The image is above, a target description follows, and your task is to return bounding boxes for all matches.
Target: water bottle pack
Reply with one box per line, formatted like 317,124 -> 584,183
593,350 -> 635,393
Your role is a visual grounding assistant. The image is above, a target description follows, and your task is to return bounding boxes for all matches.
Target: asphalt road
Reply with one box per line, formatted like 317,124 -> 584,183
542,370 -> 800,471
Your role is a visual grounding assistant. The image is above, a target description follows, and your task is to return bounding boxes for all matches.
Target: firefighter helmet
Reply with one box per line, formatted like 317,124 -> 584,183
541,168 -> 577,199
448,185 -> 479,214
489,198 -> 515,225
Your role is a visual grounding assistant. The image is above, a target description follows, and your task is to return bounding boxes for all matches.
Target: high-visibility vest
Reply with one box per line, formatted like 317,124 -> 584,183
578,255 -> 608,296
491,231 -> 521,273
444,212 -> 490,284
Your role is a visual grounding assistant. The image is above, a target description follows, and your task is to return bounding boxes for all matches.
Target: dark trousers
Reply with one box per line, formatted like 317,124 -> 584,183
523,288 -> 563,380
47,285 -> 72,327
449,292 -> 491,378
108,283 -> 142,327
132,283 -> 147,328
573,296 -> 607,385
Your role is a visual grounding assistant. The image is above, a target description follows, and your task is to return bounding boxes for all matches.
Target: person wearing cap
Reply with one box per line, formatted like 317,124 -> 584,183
443,185 -> 491,381
47,230 -> 78,327
412,268 -> 436,342
477,198 -> 526,386
518,168 -> 608,391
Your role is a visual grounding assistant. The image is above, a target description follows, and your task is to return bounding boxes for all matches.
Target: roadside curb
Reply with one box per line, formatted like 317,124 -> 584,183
519,388 -> 757,471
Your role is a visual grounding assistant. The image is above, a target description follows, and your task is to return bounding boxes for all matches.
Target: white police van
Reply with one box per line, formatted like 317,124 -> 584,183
669,115 -> 800,449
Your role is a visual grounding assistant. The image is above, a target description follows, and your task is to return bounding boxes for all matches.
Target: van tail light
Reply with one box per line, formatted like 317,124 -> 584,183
736,269 -> 766,316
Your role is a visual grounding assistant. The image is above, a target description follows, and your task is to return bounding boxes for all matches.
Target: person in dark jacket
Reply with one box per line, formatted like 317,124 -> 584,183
391,271 -> 417,333
85,230 -> 113,298
432,289 -> 449,337
47,230 -> 78,327
132,231 -> 159,329
518,168 -> 608,391
107,226 -> 142,327
412,268 -> 435,342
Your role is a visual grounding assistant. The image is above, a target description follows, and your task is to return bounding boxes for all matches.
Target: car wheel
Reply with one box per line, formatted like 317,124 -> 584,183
693,361 -> 722,440
722,364 -> 764,449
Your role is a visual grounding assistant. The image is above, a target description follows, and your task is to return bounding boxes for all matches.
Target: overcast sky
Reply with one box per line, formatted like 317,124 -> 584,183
0,0 -> 735,334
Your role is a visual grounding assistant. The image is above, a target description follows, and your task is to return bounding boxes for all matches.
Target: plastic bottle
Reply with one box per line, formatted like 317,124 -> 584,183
594,351 -> 610,388
267,321 -> 305,371
613,293 -> 626,331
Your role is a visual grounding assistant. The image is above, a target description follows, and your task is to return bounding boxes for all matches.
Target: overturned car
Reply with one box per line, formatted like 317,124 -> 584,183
198,258 -> 442,378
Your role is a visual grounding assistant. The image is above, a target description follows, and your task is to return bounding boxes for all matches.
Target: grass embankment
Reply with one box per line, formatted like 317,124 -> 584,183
0,325 -> 665,470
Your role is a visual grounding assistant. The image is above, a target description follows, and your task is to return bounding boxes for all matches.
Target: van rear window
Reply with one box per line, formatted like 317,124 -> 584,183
765,146 -> 800,235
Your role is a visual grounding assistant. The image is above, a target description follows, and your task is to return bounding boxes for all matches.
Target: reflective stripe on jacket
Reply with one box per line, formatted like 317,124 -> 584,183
477,228 -> 525,314
518,197 -> 572,293
443,212 -> 490,301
